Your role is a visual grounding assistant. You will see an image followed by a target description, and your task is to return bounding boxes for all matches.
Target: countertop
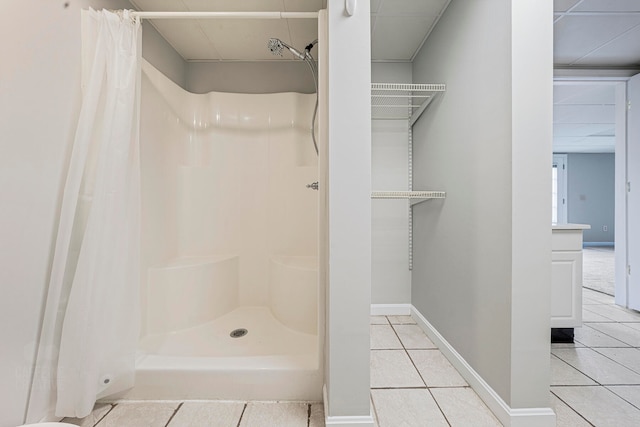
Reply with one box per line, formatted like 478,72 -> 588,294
552,223 -> 591,230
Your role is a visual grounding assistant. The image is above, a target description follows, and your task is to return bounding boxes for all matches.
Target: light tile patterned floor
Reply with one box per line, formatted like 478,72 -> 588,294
63,401 -> 324,427
369,315 -> 501,427
63,248 -> 640,426
552,288 -> 640,427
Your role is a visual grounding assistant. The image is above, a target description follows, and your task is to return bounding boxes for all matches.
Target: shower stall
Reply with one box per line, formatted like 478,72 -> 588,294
124,55 -> 323,400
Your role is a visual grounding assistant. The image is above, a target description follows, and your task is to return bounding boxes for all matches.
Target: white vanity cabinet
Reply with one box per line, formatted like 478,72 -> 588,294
551,224 -> 590,328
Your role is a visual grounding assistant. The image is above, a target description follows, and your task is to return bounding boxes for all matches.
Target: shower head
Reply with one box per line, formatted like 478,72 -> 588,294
268,38 -> 305,60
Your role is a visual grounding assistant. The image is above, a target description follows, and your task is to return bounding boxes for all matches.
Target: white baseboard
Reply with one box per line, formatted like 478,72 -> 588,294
410,306 -> 556,427
323,385 -> 375,427
370,303 -> 411,316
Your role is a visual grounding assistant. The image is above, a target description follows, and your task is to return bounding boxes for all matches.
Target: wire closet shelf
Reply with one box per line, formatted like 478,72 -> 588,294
371,83 -> 446,125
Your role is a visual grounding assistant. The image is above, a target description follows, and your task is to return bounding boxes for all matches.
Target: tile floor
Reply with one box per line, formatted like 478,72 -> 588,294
64,247 -> 640,427
369,315 -> 501,427
551,287 -> 640,427
63,292 -> 640,426
582,246 -> 615,296
63,401 -> 325,427
65,315 -> 500,427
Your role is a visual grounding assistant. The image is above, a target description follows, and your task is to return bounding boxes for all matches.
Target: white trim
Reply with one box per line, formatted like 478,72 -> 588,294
552,154 -> 567,224
615,79 -> 629,307
410,306 -> 556,427
323,385 -> 375,427
370,303 -> 411,316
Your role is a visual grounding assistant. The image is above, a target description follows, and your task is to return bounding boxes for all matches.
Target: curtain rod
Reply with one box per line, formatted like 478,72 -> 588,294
129,11 -> 318,20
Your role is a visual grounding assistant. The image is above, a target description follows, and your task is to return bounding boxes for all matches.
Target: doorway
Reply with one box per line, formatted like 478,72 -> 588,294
553,80 -> 618,300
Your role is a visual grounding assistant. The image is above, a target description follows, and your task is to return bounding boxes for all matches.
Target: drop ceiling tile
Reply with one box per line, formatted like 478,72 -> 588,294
287,19 -> 319,52
554,84 -> 616,105
554,105 -> 615,124
574,0 -> 640,12
573,25 -> 640,67
131,0 -> 188,12
376,0 -> 448,16
372,16 -> 433,61
554,15 -> 640,65
181,0 -> 283,12
199,18 -> 290,60
371,0 -> 383,14
283,0 -> 323,12
554,0 -> 582,13
553,138 -> 615,153
554,123 -> 614,137
150,20 -> 219,60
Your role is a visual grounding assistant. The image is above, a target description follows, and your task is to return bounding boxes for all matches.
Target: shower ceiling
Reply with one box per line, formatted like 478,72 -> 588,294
129,0 -> 451,61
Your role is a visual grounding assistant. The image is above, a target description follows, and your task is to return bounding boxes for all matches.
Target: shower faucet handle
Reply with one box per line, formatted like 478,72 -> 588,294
306,182 -> 319,190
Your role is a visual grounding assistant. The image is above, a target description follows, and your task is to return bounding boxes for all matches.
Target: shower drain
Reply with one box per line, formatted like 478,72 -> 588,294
230,328 -> 248,338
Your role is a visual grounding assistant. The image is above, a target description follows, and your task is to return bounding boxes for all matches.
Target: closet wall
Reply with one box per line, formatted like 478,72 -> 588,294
371,62 -> 412,305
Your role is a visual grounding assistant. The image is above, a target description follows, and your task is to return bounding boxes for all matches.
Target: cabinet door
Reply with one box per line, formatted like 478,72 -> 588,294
551,250 -> 583,328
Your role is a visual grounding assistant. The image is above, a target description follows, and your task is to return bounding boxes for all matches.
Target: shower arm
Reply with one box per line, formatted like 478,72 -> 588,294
268,38 -> 320,156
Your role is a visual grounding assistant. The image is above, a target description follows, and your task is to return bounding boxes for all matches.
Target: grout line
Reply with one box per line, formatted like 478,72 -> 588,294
604,385 -> 640,412
236,403 -> 248,427
164,402 -> 183,427
426,387 -> 452,427
589,347 -> 640,376
550,352 -> 603,387
389,320 -> 426,388
371,386 -> 428,390
93,403 -> 116,426
307,403 -> 311,427
550,389 -> 596,427
389,321 -> 430,389
369,391 -> 380,426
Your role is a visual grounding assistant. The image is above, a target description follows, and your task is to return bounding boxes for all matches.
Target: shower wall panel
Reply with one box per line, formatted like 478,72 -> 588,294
140,59 -> 318,327
131,60 -> 322,401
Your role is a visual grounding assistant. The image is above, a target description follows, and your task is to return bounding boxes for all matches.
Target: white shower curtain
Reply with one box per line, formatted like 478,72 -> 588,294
27,9 -> 141,421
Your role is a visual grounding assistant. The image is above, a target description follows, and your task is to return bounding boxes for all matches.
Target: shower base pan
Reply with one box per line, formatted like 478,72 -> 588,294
119,307 -> 322,401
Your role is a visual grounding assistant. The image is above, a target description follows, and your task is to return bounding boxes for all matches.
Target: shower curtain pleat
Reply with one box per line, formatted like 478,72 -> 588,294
26,9 -> 141,421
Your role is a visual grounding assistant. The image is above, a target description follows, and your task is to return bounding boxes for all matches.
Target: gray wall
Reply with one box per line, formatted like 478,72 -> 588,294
371,62 -> 412,304
0,2 -> 185,425
411,0 -> 512,402
186,61 -> 316,94
411,0 -> 552,414
566,153 -> 615,243
142,21 -> 187,88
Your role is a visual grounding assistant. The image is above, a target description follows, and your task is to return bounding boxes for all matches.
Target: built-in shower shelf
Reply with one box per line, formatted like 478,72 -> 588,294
371,83 -> 446,125
371,191 -> 446,206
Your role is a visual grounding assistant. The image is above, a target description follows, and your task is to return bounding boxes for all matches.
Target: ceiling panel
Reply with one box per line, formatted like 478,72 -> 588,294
554,123 -> 614,137
554,0 -> 581,12
554,105 -> 615,124
573,25 -> 640,67
131,0 -> 187,12
554,136 -> 615,153
553,83 -> 617,153
151,20 -> 220,60
554,84 -> 616,104
376,0 -> 448,16
199,18 -> 291,60
371,0 -> 383,14
554,14 -> 640,65
181,0 -> 284,12
573,0 -> 640,12
283,0 -> 324,12
372,16 -> 435,61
